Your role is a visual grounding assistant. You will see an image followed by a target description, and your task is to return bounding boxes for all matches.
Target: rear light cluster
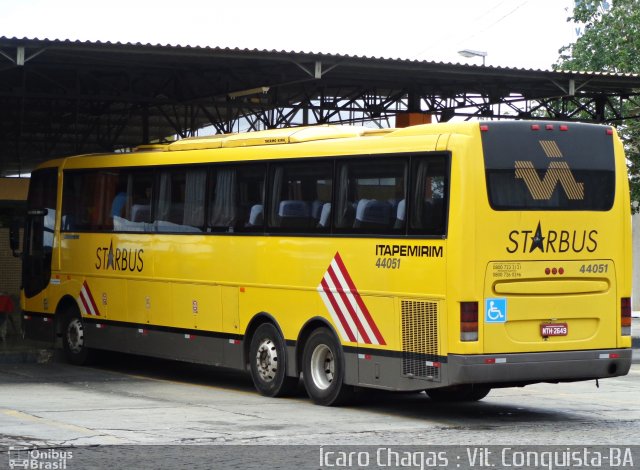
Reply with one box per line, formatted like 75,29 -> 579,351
544,267 -> 565,275
460,302 -> 478,341
483,123 -> 612,134
530,124 -> 569,131
621,297 -> 631,336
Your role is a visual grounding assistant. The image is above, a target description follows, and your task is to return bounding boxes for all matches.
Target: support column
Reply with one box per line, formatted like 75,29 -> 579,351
395,113 -> 431,128
396,90 -> 431,128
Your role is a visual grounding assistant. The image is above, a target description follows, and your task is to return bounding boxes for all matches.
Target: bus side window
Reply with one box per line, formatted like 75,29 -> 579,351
209,167 -> 237,231
209,164 -> 266,232
155,168 -> 205,233
268,161 -> 333,231
238,164 -> 266,231
108,170 -> 155,232
410,156 -> 448,236
334,158 -> 406,234
61,173 -> 79,231
63,171 -> 111,232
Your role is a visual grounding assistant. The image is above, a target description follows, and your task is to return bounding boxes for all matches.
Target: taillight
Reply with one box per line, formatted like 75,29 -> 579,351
621,297 -> 631,336
461,302 -> 478,341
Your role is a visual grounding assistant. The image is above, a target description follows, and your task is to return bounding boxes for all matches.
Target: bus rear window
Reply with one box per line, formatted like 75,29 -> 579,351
481,122 -> 615,211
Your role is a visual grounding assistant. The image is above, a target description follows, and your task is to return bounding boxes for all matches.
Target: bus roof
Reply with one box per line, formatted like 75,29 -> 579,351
163,125 -> 394,151
33,121 -> 609,172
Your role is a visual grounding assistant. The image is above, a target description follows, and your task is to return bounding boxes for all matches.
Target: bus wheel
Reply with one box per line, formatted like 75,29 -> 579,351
62,310 -> 93,366
426,384 -> 491,402
249,323 -> 298,397
302,328 -> 353,406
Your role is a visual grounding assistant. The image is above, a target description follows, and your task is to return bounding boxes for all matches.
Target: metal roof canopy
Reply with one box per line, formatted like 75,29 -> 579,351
2,36 -> 640,176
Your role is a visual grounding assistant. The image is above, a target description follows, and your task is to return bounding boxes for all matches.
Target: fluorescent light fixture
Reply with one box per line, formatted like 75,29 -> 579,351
228,86 -> 270,99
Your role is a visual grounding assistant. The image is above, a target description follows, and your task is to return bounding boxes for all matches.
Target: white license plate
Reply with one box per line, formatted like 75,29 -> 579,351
540,323 -> 568,337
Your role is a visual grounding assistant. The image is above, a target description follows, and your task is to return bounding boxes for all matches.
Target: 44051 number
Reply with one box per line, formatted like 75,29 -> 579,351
376,257 -> 401,269
579,263 -> 608,274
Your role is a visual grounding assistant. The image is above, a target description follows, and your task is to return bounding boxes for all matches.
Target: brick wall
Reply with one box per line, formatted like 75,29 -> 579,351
0,228 -> 22,296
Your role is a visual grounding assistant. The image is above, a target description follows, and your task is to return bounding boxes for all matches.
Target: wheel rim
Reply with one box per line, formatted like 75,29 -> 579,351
67,318 -> 84,354
255,338 -> 279,382
310,344 -> 334,390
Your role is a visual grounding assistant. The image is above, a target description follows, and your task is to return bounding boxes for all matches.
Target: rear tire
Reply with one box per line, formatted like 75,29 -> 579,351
249,323 -> 298,397
302,327 -> 354,406
61,308 -> 94,366
426,384 -> 491,402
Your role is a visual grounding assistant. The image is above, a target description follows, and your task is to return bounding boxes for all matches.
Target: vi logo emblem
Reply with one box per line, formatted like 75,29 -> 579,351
514,140 -> 584,200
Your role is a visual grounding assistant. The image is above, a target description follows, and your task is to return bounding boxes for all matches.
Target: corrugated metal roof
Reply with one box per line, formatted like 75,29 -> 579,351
1,36 -> 640,176
4,35 -> 639,78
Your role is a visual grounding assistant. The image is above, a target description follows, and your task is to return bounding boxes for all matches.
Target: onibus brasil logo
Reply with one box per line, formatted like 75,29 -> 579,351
8,447 -> 73,469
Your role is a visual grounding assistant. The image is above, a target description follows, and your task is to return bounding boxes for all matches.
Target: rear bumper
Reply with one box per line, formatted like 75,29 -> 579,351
347,347 -> 632,392
447,348 -> 631,385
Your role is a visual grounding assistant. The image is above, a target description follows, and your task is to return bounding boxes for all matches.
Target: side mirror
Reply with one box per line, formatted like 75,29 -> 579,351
9,218 -> 22,257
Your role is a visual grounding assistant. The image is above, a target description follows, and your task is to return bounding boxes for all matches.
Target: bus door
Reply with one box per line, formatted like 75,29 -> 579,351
23,168 -> 58,299
480,121 -> 619,353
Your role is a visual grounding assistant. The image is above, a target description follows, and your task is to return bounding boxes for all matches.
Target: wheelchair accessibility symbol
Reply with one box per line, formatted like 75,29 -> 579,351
485,298 -> 507,323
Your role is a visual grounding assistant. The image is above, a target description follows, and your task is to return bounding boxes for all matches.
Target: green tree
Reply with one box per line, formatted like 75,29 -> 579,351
556,0 -> 640,210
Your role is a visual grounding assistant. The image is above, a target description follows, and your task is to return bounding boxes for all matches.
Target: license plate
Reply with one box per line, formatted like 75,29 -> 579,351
541,323 -> 568,337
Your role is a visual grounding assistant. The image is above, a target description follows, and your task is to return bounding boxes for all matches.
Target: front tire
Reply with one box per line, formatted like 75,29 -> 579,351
302,327 -> 353,406
61,309 -> 94,366
426,384 -> 491,402
249,323 -> 298,397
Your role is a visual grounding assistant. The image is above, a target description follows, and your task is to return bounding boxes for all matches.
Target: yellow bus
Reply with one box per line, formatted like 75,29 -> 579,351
11,121 -> 632,405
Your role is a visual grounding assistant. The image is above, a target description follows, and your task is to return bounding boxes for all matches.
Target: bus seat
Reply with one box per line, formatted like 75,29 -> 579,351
278,200 -> 310,227
278,200 -> 310,218
114,215 -> 145,232
246,204 -> 264,226
394,199 -> 406,229
318,203 -> 331,228
311,200 -> 324,221
354,199 -> 392,228
131,204 -> 150,222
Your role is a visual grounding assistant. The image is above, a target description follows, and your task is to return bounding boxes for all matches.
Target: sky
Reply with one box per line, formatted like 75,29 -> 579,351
0,0 -> 579,70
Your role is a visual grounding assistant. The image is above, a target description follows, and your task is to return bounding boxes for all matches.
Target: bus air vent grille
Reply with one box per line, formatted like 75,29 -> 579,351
401,300 -> 439,381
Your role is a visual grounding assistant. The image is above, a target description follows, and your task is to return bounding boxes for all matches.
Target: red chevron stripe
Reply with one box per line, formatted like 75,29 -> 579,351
326,263 -> 371,344
320,277 -> 356,342
333,252 -> 385,345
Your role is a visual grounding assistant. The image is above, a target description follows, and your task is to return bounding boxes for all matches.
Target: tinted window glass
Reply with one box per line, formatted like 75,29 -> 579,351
334,158 -> 407,233
155,168 -> 206,232
63,171 -> 116,231
24,168 -> 58,298
268,161 -> 333,231
28,168 -> 58,247
115,170 -> 155,232
482,122 -> 615,210
208,164 -> 266,232
63,169 -> 154,232
409,156 -> 448,235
